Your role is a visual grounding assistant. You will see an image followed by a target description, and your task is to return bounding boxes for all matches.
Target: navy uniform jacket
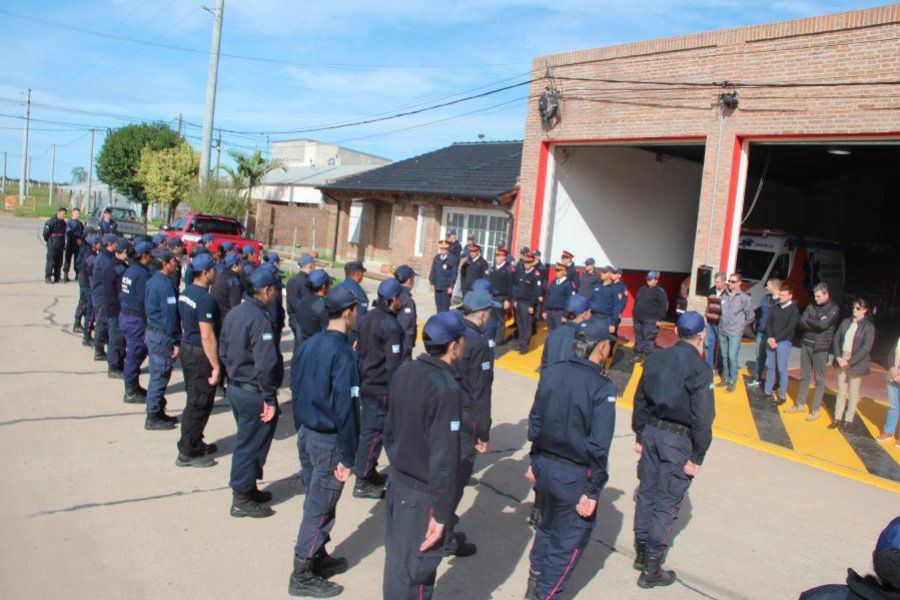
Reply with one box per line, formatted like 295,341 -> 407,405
533,261 -> 550,289
268,274 -> 286,337
512,267 -> 542,306
120,262 -> 151,319
286,271 -> 309,331
459,317 -> 494,442
291,330 -> 360,467
296,295 -> 328,347
488,261 -> 516,299
545,276 -> 576,311
577,270 -> 601,298
179,283 -> 220,347
566,264 -> 580,289
101,258 -> 127,317
145,271 -> 181,345
99,219 -> 118,236
168,263 -> 182,293
357,303 -> 404,396
77,246 -> 96,286
219,296 -> 280,405
396,286 -> 417,360
335,278 -> 368,319
42,215 -> 66,244
460,255 -> 489,292
632,341 -> 715,464
590,283 -> 620,320
448,240 -> 462,259
65,218 -> 84,246
613,281 -> 629,323
384,355 -> 462,524
429,253 -> 459,291
210,268 -> 244,321
90,248 -> 114,307
633,285 -> 669,322
540,321 -> 578,371
528,358 -> 617,500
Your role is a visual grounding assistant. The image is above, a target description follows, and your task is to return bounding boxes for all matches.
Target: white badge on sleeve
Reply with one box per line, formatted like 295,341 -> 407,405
481,361 -> 491,371
350,386 -> 360,398
391,344 -> 401,354
166,296 -> 176,305
404,308 -> 412,313
450,420 -> 460,431
608,396 -> 616,403
488,339 -> 495,348
262,333 -> 273,341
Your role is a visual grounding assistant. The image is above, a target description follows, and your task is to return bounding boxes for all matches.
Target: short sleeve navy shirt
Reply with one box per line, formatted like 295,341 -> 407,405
178,283 -> 220,347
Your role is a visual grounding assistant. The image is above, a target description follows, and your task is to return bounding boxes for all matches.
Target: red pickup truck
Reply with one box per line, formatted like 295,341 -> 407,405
159,212 -> 264,254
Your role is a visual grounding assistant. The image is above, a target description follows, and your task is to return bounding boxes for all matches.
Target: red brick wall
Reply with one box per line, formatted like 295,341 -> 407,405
517,5 -> 900,310
256,200 -> 338,255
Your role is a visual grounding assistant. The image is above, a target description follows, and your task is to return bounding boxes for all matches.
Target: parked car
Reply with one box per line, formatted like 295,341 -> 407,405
86,206 -> 147,240
159,212 -> 264,255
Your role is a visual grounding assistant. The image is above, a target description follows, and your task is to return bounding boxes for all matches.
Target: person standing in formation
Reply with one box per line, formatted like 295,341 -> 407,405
429,241 -> 458,314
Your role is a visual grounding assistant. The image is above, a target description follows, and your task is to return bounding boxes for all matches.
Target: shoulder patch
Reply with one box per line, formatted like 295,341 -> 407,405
450,420 -> 460,431
262,332 -> 273,341
391,344 -> 401,354
481,361 -> 491,371
608,396 -> 617,403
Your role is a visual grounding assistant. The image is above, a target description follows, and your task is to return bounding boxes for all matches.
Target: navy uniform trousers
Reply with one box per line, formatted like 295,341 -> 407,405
93,306 -> 109,356
294,430 -> 345,559
384,477 -> 447,600
227,385 -> 279,493
515,302 -> 534,352
107,314 -> 125,371
45,240 -> 64,280
354,394 -> 388,480
529,453 -> 596,600
119,313 -> 148,385
297,425 -> 312,490
434,290 -> 451,313
145,329 -> 174,414
75,283 -> 90,330
545,309 -> 565,332
488,296 -> 506,345
443,428 -> 476,554
633,318 -> 660,355
633,425 -> 693,560
178,343 -> 216,457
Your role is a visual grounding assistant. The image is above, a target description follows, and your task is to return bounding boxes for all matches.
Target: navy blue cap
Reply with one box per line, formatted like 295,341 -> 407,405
219,241 -> 234,252
134,241 -> 153,256
266,252 -> 281,263
190,245 -> 210,257
101,233 -> 117,245
876,516 -> 900,552
151,233 -> 167,245
378,278 -> 402,300
344,261 -> 366,274
242,245 -> 257,256
448,228 -> 457,236
248,268 -> 277,290
566,294 -> 591,315
167,237 -> 184,249
325,286 -> 359,313
577,318 -> 611,343
461,289 -> 501,313
258,262 -> 279,276
534,250 -> 542,258
151,247 -> 175,262
115,237 -> 132,253
585,258 -> 595,266
614,267 -> 623,275
677,311 -> 706,337
423,311 -> 466,346
200,234 -> 215,244
308,269 -> 333,289
191,253 -> 216,272
394,265 -> 418,283
86,235 -> 100,246
224,253 -> 241,267
298,253 -> 315,267
472,278 -> 493,293
647,270 -> 660,280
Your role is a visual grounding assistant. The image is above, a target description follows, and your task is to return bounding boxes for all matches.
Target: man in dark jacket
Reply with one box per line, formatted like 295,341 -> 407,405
762,284 -> 800,405
73,233 -> 98,337
749,278 -> 781,387
394,265 -> 418,360
459,243 -> 489,296
90,234 -> 117,361
632,271 -> 669,363
63,207 -> 84,283
487,247 -> 516,346
786,282 -> 840,420
577,258 -> 601,298
286,253 -> 315,336
294,269 -> 332,352
101,238 -> 130,378
542,262 -> 576,332
43,207 -> 68,283
210,253 -> 245,322
429,241 -> 458,313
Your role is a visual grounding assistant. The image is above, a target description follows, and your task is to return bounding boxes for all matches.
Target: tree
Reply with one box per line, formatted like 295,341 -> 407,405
185,179 -> 244,219
225,149 -> 284,228
136,142 -> 200,221
96,122 -> 182,216
70,166 -> 87,184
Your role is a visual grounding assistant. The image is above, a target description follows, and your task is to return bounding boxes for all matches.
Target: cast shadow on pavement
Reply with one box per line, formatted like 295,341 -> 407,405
330,500 -> 387,570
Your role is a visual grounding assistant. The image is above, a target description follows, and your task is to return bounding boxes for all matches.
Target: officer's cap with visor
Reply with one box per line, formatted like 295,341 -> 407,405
324,286 -> 358,314
248,268 -> 277,291
585,257 -> 596,266
151,247 -> 175,262
298,253 -> 315,267
461,289 -> 501,314
472,278 -> 493,294
566,294 -> 591,316
422,311 -> 466,346
266,252 -> 281,264
377,278 -> 402,300
344,261 -> 366,275
224,253 -> 241,268
242,245 -> 257,256
134,240 -> 153,256
101,233 -> 117,245
191,253 -> 216,273
219,241 -> 234,252
394,265 -> 418,283
190,245 -> 209,257
167,237 -> 184,249
200,234 -> 215,244
258,262 -> 279,276
115,237 -> 132,253
308,269 -> 334,290
676,311 -> 706,338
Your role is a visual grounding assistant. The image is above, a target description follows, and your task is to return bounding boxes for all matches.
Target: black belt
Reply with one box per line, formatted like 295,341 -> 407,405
146,326 -> 169,335
649,418 -> 691,438
539,451 -> 587,468
121,308 -> 144,318
229,381 -> 260,393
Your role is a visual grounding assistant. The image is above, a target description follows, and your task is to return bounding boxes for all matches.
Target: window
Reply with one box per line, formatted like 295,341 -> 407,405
441,208 -> 508,263
414,206 -> 426,256
192,216 -> 243,236
735,249 -> 775,281
170,216 -> 189,231
348,201 -> 364,244
327,158 -> 335,166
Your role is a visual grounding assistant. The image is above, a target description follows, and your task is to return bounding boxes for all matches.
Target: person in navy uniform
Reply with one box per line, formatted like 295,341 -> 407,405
216,241 -> 234,270
119,240 -> 153,404
42,207 -> 68,283
446,229 -> 462,259
543,262 -> 576,332
62,207 -> 84,283
166,237 -> 185,292
540,294 -> 594,372
590,266 -> 621,336
487,247 -> 515,346
294,268 -> 333,351
90,234 -> 117,361
288,285 -> 360,598
176,253 -> 222,469
219,268 -> 282,518
101,237 -> 131,379
334,261 -> 369,320
258,256 -> 286,383
74,233 -> 99,338
210,253 -> 245,322
525,318 -> 616,600
144,248 -> 182,430
559,250 -> 580,289
632,311 -> 714,588
353,278 -> 405,500
99,207 -> 118,236
241,245 -> 259,277
577,258 -> 601,298
632,270 -> 669,363
612,267 -> 629,331
512,252 -> 542,354
394,265 -> 418,360
442,290 -> 498,559
287,253 -> 316,341
460,242 -> 488,296
151,232 -> 167,248
531,251 -> 549,335
383,311 -> 465,600
429,241 -> 458,313
181,244 -> 209,286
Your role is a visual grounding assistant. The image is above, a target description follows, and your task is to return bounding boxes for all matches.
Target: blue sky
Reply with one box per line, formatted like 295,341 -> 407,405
0,0 -> 884,184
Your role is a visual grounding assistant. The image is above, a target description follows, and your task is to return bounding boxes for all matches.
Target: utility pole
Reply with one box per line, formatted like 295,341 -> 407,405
18,88 -> 30,206
215,129 -> 222,174
27,157 -> 32,197
198,0 -> 224,188
87,129 -> 95,211
177,112 -> 183,137
49,144 -> 56,207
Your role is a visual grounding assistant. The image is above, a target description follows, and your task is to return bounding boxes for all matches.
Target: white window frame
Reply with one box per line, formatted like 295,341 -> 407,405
413,205 -> 426,257
440,206 -> 508,263
348,201 -> 364,244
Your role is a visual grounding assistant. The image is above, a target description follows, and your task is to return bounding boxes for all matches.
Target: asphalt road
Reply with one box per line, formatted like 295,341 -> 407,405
0,215 -> 896,599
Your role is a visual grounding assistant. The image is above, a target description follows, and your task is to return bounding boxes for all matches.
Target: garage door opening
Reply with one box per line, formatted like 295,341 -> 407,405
738,141 -> 900,352
544,143 -> 706,317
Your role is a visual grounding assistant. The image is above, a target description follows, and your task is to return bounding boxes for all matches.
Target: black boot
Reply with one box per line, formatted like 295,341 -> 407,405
637,556 -> 676,589
352,477 -> 385,500
94,351 -> 107,361
230,490 -> 274,518
123,383 -> 146,404
72,323 -> 84,334
249,486 -> 273,503
288,556 -> 343,597
312,549 -> 348,579
525,568 -> 540,600
108,368 -> 124,379
144,412 -> 176,431
175,453 -> 216,468
633,540 -> 647,571
82,338 -> 93,347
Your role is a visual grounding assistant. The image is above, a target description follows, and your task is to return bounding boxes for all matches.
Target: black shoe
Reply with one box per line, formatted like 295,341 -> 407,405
249,487 -> 273,504
466,476 -> 478,487
72,323 -> 84,334
726,383 -> 735,393
633,541 -> 647,571
525,569 -> 540,600
715,379 -> 729,388
108,369 -> 124,379
230,491 -> 274,519
94,352 -> 107,361
201,442 -> 218,455
176,454 -> 216,468
289,557 -> 343,597
443,539 -> 477,557
827,420 -> 842,430
123,387 -> 146,404
312,551 -> 348,579
160,411 -> 178,424
638,556 -> 676,588
353,478 -> 384,500
144,414 -> 176,431
44,277 -> 52,284
82,339 -> 93,347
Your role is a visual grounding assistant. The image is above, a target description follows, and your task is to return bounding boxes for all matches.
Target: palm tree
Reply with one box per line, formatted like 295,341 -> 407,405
223,149 -> 285,229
